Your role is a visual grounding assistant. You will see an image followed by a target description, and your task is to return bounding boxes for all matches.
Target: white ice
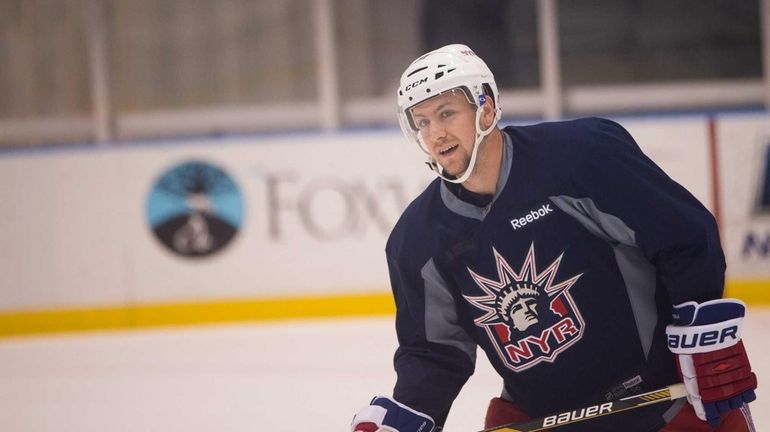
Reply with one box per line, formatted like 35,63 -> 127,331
0,310 -> 768,431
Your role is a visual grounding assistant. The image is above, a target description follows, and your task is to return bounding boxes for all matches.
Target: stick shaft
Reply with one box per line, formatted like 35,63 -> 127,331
480,383 -> 687,432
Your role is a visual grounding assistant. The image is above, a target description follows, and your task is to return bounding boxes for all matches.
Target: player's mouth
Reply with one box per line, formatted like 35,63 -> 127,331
437,144 -> 459,156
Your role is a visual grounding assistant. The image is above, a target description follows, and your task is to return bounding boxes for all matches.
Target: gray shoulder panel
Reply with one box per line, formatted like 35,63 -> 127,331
549,195 -> 658,359
421,259 -> 478,362
549,196 -> 635,246
613,244 -> 658,358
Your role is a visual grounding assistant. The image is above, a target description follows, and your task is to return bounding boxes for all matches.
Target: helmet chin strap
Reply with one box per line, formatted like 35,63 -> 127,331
426,104 -> 496,184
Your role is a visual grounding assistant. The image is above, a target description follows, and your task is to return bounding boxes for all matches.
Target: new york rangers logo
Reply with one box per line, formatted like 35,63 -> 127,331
464,243 -> 585,372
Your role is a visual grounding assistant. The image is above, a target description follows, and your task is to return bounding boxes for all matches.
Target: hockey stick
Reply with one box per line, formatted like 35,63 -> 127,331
479,383 -> 687,432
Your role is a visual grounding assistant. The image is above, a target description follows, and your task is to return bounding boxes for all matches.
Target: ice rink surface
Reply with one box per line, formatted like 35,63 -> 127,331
1,309 -> 769,432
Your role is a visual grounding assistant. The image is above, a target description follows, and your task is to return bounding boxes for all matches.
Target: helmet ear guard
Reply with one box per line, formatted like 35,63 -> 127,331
397,44 -> 501,184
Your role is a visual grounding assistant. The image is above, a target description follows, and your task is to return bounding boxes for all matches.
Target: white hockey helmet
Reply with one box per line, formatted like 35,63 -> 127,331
397,44 -> 502,183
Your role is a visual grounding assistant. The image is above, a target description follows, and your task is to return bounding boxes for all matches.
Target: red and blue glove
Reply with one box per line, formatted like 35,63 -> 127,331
351,396 -> 436,432
665,298 -> 757,426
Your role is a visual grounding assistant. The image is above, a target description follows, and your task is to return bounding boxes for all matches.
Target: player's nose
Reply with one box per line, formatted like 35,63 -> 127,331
427,123 -> 447,145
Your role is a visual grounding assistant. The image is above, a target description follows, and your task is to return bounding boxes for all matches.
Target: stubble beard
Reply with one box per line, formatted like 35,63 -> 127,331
442,149 -> 472,178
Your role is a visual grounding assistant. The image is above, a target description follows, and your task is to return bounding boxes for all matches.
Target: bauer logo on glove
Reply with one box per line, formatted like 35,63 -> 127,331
665,298 -> 758,427
667,324 -> 739,350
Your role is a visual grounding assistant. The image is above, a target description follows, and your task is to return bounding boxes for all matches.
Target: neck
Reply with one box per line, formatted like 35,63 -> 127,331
461,128 -> 503,195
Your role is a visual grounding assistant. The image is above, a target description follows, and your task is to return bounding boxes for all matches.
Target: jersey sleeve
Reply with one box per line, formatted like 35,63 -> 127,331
386,251 -> 477,427
573,118 -> 726,305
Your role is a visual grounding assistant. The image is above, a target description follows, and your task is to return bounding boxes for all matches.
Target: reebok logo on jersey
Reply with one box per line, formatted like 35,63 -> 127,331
510,204 -> 553,230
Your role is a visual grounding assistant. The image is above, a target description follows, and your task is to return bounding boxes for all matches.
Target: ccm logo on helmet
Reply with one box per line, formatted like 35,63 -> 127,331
405,77 -> 428,91
667,326 -> 739,349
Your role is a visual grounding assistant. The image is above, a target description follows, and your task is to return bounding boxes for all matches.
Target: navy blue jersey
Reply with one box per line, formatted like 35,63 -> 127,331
385,118 -> 725,431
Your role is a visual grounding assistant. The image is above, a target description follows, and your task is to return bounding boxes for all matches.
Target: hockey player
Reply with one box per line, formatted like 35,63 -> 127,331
351,44 -> 758,432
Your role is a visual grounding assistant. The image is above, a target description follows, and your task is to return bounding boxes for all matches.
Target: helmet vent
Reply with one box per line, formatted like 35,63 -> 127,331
406,66 -> 428,77
435,72 -> 444,80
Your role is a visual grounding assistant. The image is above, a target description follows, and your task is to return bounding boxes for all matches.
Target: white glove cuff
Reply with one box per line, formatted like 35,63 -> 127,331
352,405 -> 389,432
666,317 -> 743,355
677,354 -> 707,421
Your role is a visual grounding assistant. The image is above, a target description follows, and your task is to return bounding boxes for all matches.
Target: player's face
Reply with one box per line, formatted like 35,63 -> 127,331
510,297 -> 539,331
409,90 -> 477,177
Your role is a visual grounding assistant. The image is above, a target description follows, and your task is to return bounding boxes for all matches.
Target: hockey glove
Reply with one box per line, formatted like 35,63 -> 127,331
351,396 -> 436,432
665,298 -> 757,427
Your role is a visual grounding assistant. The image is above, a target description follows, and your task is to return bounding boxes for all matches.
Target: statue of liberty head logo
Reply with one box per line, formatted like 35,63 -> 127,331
464,243 -> 585,372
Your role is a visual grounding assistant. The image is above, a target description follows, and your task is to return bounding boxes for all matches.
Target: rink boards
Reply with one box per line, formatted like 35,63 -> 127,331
0,113 -> 769,337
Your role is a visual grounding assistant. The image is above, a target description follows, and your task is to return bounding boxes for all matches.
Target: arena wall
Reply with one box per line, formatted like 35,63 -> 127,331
1,114 -> 768,337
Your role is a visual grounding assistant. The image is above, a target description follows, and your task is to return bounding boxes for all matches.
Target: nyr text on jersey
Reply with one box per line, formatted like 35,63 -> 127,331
510,203 -> 553,230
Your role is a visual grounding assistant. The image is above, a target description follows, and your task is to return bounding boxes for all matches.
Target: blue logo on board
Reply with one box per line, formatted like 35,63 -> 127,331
147,161 -> 244,258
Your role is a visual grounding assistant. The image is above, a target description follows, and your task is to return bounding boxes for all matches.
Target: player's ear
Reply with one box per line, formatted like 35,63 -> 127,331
480,97 -> 495,129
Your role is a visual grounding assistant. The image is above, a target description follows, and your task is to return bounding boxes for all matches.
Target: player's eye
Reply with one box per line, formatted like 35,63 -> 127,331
415,118 -> 430,129
440,110 -> 455,120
